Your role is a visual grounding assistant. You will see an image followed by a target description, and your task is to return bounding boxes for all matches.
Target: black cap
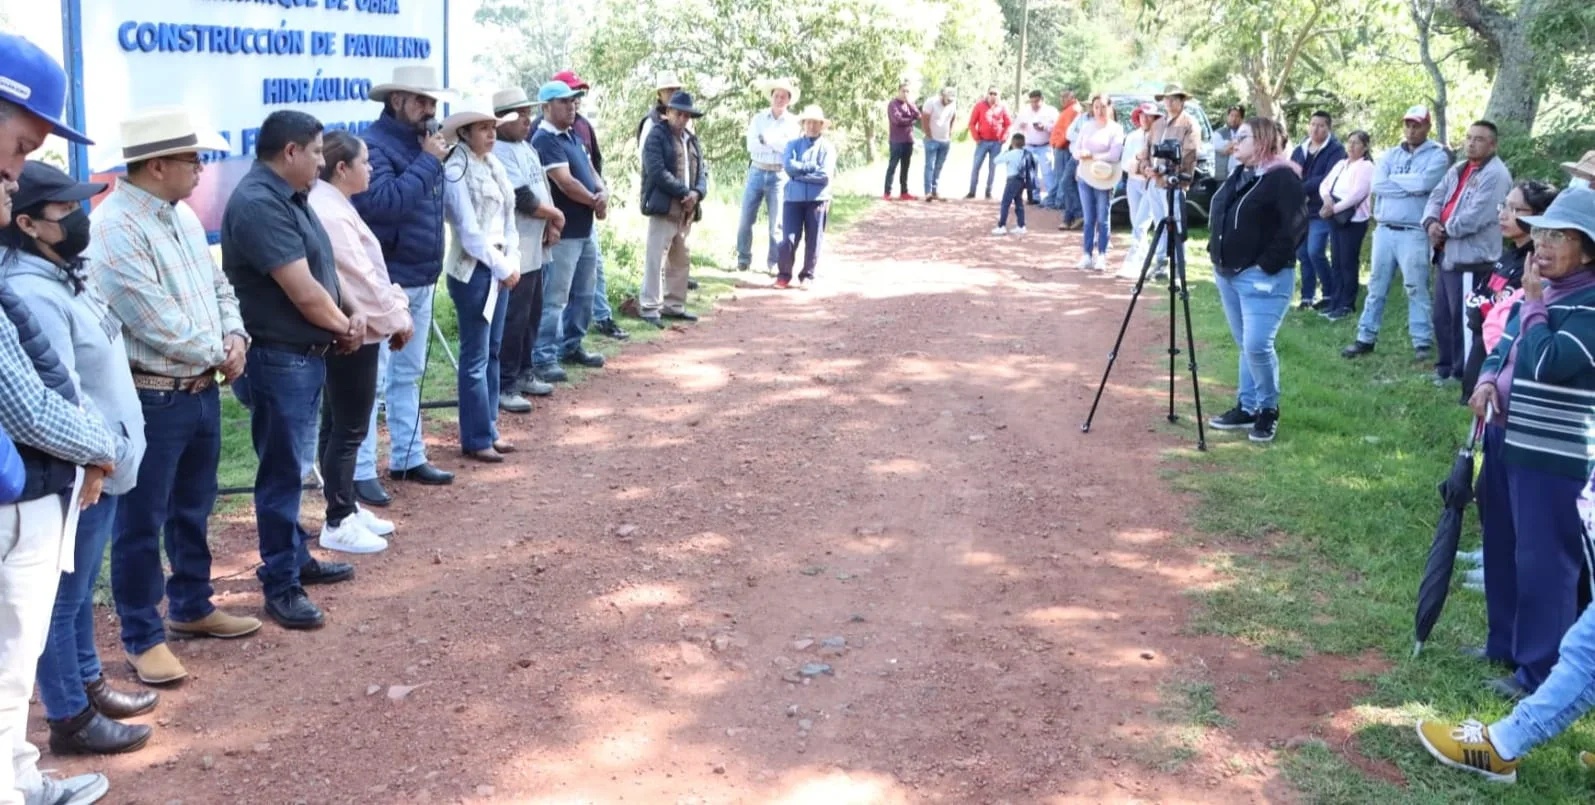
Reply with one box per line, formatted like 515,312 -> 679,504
10,161 -> 106,214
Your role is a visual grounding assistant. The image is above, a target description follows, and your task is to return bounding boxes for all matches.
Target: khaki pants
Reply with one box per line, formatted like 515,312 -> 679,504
642,213 -> 693,316
0,493 -> 71,804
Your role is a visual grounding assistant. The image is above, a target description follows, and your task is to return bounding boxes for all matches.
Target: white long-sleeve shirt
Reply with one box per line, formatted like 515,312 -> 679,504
442,150 -> 519,284
747,109 -> 801,166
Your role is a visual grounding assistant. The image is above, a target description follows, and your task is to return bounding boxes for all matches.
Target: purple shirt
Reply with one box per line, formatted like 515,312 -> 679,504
1479,268 -> 1595,420
887,98 -> 920,145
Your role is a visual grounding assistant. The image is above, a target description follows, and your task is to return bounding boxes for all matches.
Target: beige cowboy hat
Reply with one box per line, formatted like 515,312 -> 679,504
492,87 -> 539,116
1154,83 -> 1191,101
439,96 -> 515,142
756,76 -> 801,106
368,64 -> 459,104
654,71 -> 684,92
1080,157 -> 1122,192
114,106 -> 229,165
795,104 -> 829,125
1563,150 -> 1595,181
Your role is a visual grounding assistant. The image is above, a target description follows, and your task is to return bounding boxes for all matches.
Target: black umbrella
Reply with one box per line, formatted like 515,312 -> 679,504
1414,413 -> 1488,657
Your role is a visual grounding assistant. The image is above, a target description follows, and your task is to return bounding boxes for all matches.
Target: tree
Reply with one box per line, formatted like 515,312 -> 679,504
1446,0 -> 1592,134
473,0 -> 576,91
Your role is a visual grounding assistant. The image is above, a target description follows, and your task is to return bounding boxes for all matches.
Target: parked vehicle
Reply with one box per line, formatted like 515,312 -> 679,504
1104,94 -> 1219,227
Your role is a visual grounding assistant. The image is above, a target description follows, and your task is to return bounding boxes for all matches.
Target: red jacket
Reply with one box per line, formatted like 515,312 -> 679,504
968,100 -> 1012,142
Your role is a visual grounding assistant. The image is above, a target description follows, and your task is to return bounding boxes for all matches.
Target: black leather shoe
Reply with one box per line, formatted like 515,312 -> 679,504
298,558 -> 354,586
1341,340 -> 1375,358
48,708 -> 151,756
1486,676 -> 1528,701
354,479 -> 392,507
639,316 -> 666,329
389,462 -> 454,486
593,318 -> 630,340
84,678 -> 157,719
560,349 -> 605,368
687,278 -> 700,290
662,310 -> 699,322
265,587 -> 325,630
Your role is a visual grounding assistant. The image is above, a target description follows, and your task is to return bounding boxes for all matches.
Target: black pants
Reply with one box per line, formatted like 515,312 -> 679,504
884,142 -> 913,195
1461,327 -> 1488,401
499,267 -> 544,390
1432,268 -> 1466,378
317,343 -> 380,527
1328,219 -> 1368,314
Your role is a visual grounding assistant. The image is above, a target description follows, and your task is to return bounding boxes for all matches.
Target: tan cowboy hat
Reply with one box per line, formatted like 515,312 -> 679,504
439,96 -> 515,142
1080,158 -> 1122,192
1154,83 -> 1191,101
654,71 -> 684,92
757,77 -> 800,106
492,87 -> 539,116
114,106 -> 229,165
796,104 -> 829,125
1563,150 -> 1595,181
368,65 -> 458,104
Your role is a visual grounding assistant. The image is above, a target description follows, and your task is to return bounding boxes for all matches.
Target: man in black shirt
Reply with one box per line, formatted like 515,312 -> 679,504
221,111 -> 362,630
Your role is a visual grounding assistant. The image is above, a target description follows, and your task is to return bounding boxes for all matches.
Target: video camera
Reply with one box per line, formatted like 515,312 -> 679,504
1150,138 -> 1191,183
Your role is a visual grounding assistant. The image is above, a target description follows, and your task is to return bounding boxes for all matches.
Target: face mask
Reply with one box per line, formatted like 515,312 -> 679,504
46,209 -> 93,260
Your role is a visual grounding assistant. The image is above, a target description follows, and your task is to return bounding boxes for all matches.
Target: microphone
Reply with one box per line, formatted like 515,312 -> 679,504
425,119 -> 442,137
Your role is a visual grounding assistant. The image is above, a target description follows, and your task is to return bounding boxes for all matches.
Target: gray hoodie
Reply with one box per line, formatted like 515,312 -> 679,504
3,251 -> 145,495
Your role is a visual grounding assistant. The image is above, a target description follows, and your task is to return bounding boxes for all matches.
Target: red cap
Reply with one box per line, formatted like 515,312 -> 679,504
552,70 -> 590,91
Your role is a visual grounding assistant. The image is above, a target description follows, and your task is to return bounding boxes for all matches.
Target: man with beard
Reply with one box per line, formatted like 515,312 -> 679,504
348,66 -> 458,507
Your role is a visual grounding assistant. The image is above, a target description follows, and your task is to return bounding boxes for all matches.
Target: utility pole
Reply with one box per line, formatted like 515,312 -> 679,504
1013,0 -> 1029,110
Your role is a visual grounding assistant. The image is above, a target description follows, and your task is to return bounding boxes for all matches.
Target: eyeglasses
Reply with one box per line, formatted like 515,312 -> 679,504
1531,229 -> 1572,247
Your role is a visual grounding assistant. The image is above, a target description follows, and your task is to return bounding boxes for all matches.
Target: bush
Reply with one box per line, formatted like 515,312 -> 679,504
599,225 -> 644,314
1496,118 -> 1595,184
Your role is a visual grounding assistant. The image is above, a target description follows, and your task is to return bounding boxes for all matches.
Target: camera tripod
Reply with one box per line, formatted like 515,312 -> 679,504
1080,179 -> 1208,451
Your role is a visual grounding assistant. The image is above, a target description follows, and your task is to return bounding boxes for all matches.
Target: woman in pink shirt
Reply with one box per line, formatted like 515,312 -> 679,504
1070,94 -> 1124,270
307,130 -> 415,554
1318,130 -> 1374,321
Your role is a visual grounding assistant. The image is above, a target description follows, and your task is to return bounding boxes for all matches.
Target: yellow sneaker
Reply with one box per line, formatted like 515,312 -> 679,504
1416,719 -> 1519,783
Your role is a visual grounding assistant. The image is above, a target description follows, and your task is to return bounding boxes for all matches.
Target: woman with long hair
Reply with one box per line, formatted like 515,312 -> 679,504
1204,116 -> 1307,443
1318,130 -> 1374,321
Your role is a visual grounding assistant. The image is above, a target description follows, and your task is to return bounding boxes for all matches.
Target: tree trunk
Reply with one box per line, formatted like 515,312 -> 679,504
1448,0 -> 1543,134
1409,0 -> 1449,146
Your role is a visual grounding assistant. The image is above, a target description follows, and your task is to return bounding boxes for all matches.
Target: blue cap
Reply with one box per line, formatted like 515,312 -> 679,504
536,81 -> 583,103
1520,187 -> 1595,244
0,33 -> 92,145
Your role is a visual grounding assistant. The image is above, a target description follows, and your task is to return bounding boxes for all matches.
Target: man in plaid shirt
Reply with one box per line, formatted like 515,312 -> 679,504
89,107 -> 264,689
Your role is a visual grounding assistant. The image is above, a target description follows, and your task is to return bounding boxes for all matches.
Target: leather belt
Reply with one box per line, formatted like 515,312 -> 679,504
752,161 -> 782,172
1380,223 -> 1420,232
132,372 -> 214,394
254,340 -> 332,357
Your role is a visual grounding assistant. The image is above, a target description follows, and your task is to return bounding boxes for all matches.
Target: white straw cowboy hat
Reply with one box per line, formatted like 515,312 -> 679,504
439,96 -> 514,142
757,77 -> 801,106
1563,150 -> 1595,181
796,104 -> 829,125
114,106 -> 229,165
368,65 -> 458,104
654,71 -> 684,91
1081,157 -> 1122,192
492,87 -> 539,116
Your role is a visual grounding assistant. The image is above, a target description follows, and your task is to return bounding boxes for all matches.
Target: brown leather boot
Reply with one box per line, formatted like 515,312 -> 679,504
85,678 -> 157,719
47,707 -> 151,755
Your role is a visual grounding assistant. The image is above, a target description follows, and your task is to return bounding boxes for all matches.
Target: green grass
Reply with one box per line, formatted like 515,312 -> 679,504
1168,230 -> 1595,802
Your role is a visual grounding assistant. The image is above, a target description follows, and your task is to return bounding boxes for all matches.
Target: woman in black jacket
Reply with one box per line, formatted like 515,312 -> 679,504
1458,180 -> 1558,401
1205,116 -> 1308,443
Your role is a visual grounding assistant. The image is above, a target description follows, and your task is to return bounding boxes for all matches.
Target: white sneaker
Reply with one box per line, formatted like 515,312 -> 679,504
1077,255 -> 1092,269
1091,254 -> 1107,271
29,773 -> 109,805
990,226 -> 1007,236
355,504 -> 395,536
1015,226 -> 1027,235
320,518 -> 389,554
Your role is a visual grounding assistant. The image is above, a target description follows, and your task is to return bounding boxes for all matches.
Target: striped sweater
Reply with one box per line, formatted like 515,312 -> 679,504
1480,277 -> 1595,479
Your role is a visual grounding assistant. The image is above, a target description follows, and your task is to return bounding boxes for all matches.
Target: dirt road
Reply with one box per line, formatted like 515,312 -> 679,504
43,196 -> 1365,804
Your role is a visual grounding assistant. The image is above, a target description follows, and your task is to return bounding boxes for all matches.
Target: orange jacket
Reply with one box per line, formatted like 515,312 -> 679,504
1050,101 -> 1082,149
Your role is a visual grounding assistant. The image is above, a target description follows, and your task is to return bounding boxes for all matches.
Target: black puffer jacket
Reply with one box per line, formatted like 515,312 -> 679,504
0,280 -> 79,501
1207,162 -> 1308,276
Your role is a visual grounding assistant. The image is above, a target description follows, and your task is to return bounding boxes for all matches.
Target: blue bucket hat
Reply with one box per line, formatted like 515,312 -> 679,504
0,33 -> 92,145
536,81 -> 584,103
1519,187 -> 1595,244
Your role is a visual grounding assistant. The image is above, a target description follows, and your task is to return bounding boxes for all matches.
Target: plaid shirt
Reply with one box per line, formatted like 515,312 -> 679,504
0,308 -> 116,467
88,179 -> 245,377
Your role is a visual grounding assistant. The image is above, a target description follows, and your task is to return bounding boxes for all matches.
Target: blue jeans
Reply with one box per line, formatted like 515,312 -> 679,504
1492,594 -> 1595,759
449,264 -> 510,452
1213,267 -> 1295,412
1077,179 -> 1111,256
1355,225 -> 1433,348
590,231 -> 614,322
1297,217 -> 1333,302
357,284 -> 433,477
736,166 -> 786,269
777,200 -> 827,282
534,235 -> 598,369
243,345 -> 324,598
35,496 -> 118,720
998,176 -> 1026,228
112,385 -> 220,655
1051,149 -> 1081,219
969,140 -> 1003,196
1023,145 -> 1051,203
922,139 -> 950,195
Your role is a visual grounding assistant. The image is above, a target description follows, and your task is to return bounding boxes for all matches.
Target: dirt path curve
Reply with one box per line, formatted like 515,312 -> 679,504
45,194 -> 1366,804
